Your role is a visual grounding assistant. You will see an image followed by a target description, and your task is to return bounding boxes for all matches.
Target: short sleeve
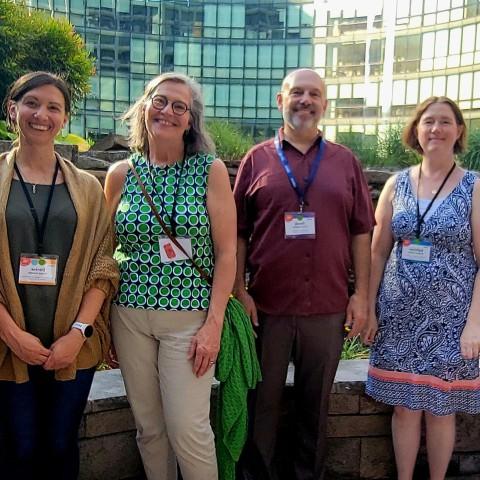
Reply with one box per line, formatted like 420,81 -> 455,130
349,155 -> 376,235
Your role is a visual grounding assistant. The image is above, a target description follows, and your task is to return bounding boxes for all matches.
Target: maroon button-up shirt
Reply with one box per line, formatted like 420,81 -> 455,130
234,129 -> 375,316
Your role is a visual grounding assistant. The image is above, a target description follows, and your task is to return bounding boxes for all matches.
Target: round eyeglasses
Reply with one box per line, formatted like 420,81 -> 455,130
150,95 -> 190,116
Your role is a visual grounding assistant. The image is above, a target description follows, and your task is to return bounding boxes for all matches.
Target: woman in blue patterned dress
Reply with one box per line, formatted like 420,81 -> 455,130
104,72 -> 236,480
363,97 -> 480,480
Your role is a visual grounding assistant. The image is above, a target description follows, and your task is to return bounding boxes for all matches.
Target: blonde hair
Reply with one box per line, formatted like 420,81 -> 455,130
402,96 -> 467,155
122,72 -> 214,156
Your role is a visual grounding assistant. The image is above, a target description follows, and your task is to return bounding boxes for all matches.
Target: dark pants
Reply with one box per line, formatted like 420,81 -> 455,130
239,312 -> 345,480
0,366 -> 95,480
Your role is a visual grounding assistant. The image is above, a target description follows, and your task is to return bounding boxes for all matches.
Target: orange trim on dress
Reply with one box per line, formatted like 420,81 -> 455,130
368,366 -> 480,392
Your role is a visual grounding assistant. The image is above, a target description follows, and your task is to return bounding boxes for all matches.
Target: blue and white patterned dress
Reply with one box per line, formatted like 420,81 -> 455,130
366,169 -> 480,415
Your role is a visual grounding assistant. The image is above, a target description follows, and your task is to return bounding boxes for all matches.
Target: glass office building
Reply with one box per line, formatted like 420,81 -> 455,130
23,0 -> 480,140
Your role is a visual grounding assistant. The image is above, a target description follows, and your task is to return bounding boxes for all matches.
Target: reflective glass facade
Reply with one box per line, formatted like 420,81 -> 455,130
23,0 -> 480,140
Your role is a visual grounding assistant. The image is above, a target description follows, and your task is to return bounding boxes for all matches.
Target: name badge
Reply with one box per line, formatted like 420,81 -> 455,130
159,236 -> 193,263
401,239 -> 432,263
284,212 -> 316,239
19,254 -> 58,285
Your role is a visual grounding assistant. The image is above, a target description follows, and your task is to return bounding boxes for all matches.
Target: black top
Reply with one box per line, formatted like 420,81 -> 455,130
6,180 -> 77,347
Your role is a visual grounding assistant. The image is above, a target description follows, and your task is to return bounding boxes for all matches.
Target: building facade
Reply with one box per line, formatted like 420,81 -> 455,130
24,0 -> 480,140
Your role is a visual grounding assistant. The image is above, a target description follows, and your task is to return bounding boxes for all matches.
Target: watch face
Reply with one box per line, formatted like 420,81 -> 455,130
84,325 -> 94,338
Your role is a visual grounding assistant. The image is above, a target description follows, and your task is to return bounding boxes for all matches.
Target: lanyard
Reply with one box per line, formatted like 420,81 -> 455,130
146,155 -> 186,236
14,160 -> 60,255
274,132 -> 325,211
415,162 -> 456,238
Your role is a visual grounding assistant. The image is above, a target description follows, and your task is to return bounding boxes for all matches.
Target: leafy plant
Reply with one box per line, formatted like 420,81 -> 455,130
55,132 -> 90,152
0,120 -> 16,140
341,336 -> 370,360
460,128 -> 480,171
206,120 -> 254,161
0,123 -> 90,151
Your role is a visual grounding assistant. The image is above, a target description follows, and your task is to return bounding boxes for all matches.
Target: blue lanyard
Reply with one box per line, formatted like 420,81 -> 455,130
274,132 -> 325,211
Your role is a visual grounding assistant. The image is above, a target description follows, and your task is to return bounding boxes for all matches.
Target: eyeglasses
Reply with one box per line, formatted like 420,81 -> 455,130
150,95 -> 190,116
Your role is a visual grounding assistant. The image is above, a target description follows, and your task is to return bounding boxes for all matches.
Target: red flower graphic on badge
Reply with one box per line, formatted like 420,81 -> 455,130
20,257 -> 31,266
285,213 -> 294,222
404,240 -> 411,246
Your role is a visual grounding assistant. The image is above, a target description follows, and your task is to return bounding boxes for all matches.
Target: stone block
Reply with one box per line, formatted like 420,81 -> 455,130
325,437 -> 361,477
458,453 -> 480,474
328,393 -> 360,415
360,395 -> 393,414
83,408 -> 136,438
363,169 -> 394,186
360,437 -> 395,479
327,414 -> 391,438
84,169 -> 107,185
79,431 -> 143,480
332,360 -> 368,394
0,140 -> 77,162
78,416 -> 86,438
455,414 -> 480,452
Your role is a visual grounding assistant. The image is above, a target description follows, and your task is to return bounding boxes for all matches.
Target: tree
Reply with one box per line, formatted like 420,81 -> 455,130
0,1 -> 94,117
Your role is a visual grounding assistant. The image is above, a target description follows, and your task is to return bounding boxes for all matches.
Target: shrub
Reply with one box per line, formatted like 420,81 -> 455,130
206,120 -> 254,161
460,128 -> 480,171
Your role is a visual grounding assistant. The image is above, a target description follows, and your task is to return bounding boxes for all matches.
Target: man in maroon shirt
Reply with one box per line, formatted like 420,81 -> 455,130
233,69 -> 375,479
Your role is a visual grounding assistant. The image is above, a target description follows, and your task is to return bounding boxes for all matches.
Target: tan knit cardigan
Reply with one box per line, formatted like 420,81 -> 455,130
0,148 -> 119,383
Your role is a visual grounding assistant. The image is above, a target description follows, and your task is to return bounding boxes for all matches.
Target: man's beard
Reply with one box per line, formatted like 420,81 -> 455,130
285,108 -> 318,130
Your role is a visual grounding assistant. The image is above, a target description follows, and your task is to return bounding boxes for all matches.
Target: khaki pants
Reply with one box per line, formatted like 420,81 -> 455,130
111,305 -> 218,480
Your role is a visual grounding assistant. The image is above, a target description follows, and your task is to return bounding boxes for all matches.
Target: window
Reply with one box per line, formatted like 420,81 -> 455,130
188,43 -> 201,67
216,84 -> 229,106
115,77 -> 129,101
174,42 -> 188,66
230,85 -> 243,107
231,45 -> 244,68
245,45 -> 257,68
217,45 -> 230,68
131,38 -> 145,63
447,75 -> 459,100
259,45 -> 272,68
203,44 -> 216,67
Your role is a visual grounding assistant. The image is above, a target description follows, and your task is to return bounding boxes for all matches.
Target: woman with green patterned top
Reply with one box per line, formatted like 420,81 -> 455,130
104,72 -> 236,480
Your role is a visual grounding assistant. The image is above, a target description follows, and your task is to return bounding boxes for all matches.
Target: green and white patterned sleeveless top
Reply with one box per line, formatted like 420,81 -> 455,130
114,152 -> 214,310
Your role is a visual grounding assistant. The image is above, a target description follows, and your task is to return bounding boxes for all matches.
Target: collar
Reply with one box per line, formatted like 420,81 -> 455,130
277,127 -> 323,153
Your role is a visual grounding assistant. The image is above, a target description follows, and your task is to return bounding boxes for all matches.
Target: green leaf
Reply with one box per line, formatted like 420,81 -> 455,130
55,132 -> 90,152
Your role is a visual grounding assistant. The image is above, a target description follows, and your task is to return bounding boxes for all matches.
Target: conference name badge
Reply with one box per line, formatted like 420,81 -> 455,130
284,212 -> 316,239
18,254 -> 58,285
159,236 -> 193,263
401,239 -> 432,263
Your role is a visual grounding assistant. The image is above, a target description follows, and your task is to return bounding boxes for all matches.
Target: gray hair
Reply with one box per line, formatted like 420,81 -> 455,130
122,72 -> 215,157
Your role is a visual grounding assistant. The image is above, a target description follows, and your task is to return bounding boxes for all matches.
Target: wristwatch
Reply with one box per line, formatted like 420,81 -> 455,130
71,321 -> 94,339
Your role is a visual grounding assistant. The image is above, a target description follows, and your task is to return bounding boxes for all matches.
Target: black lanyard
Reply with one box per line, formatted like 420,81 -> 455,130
146,155 -> 186,237
415,162 -> 456,238
274,132 -> 325,212
14,160 -> 60,255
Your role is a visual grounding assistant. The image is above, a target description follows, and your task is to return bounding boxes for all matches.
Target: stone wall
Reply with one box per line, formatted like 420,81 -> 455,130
79,361 -> 480,480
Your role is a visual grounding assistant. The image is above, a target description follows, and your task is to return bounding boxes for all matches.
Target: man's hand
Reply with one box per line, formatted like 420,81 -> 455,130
188,321 -> 222,377
43,329 -> 85,370
234,288 -> 258,327
9,330 -> 50,365
345,292 -> 368,339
